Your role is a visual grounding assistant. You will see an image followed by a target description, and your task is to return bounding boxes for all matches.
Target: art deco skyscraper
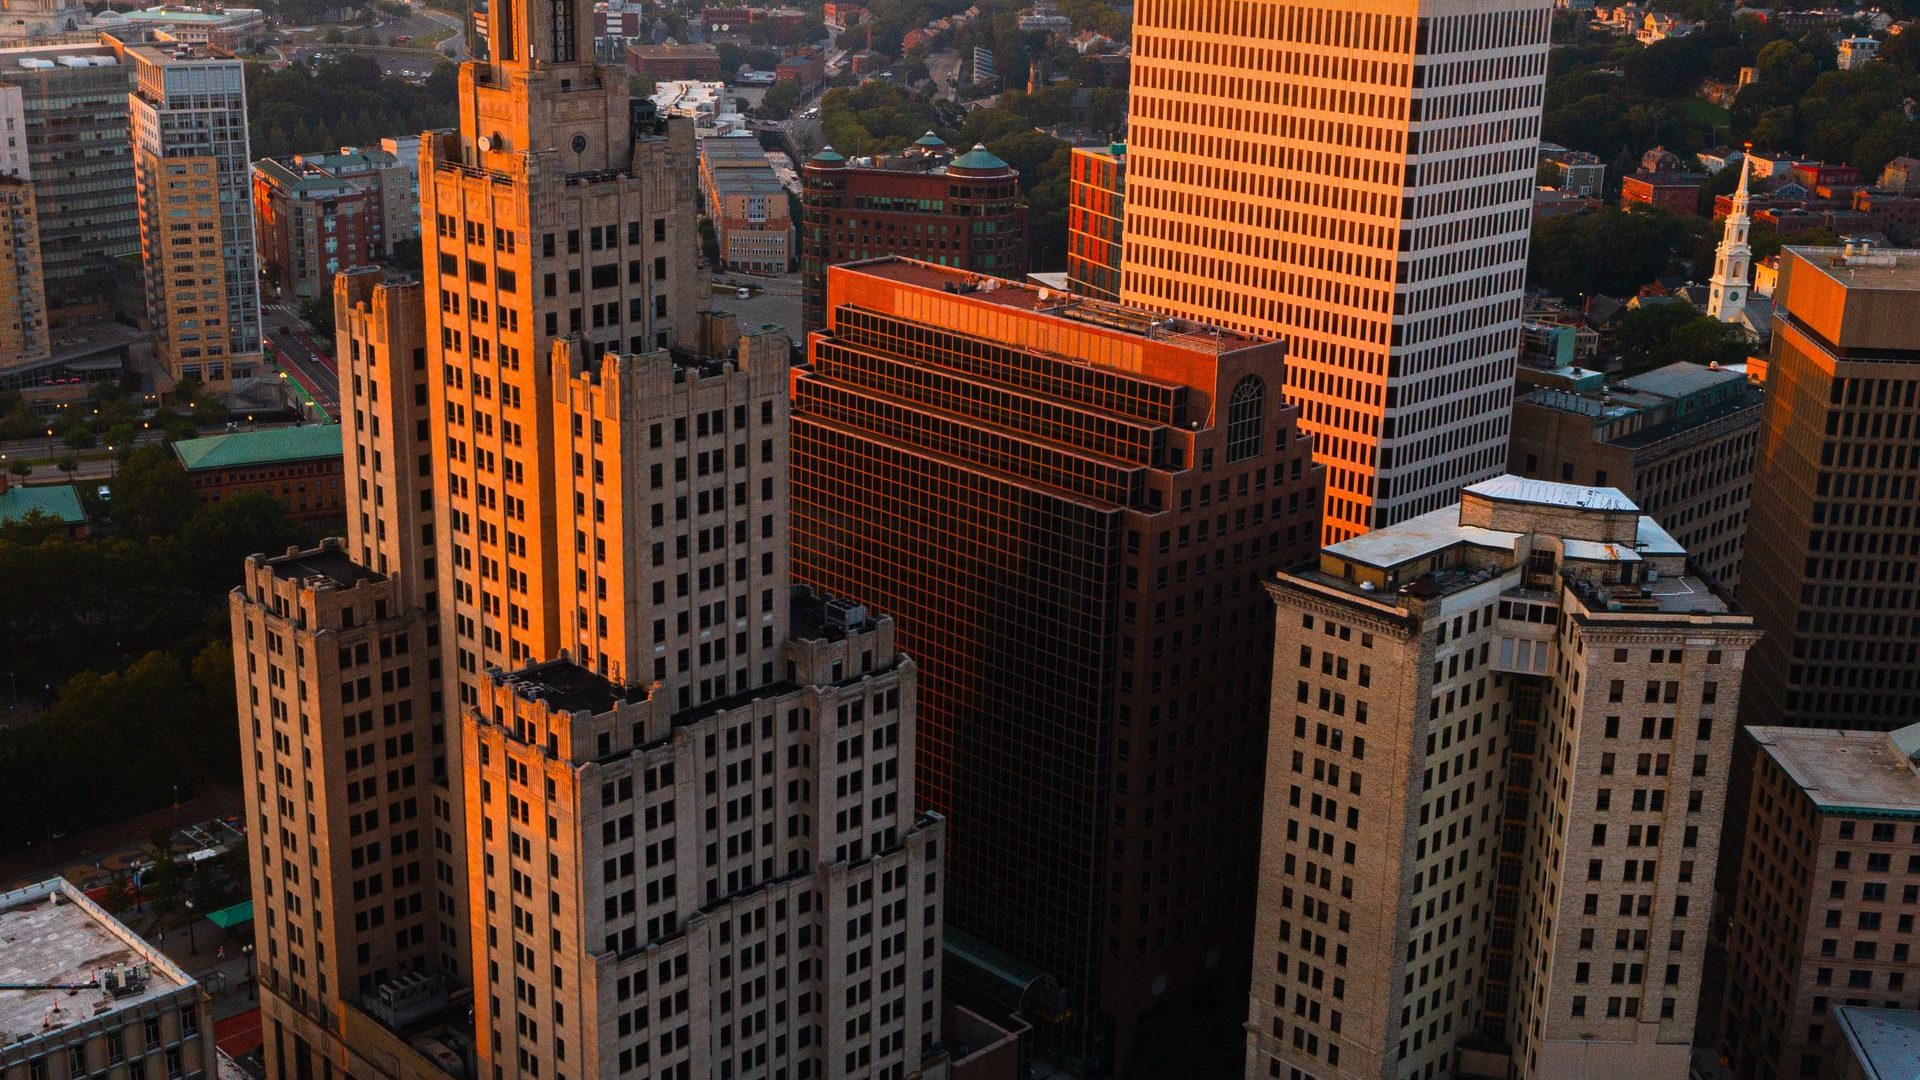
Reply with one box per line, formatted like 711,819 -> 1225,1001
422,3 -> 948,1076
1251,477 -> 1755,1080
238,0 -> 951,1071
791,258 -> 1324,1075
1739,244 -> 1920,731
1121,0 -> 1552,540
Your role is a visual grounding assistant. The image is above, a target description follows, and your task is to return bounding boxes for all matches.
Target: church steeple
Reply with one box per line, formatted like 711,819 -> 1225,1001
1708,151 -> 1754,323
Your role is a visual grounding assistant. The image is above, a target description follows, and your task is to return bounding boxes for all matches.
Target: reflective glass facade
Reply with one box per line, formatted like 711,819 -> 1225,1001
791,259 -> 1323,1075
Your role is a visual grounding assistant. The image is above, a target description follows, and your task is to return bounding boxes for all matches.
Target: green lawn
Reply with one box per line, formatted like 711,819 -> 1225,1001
1676,97 -> 1732,141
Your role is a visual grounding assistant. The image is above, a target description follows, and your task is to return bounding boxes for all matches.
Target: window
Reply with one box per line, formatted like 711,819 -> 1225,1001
1225,375 -> 1264,463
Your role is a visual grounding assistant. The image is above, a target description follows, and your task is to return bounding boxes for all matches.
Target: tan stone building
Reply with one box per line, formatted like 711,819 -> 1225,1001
1249,476 -> 1756,1080
1122,0 -> 1554,541
117,36 -> 262,388
1740,244 -> 1920,731
0,173 -> 49,371
1508,361 -> 1761,588
1719,724 -> 1920,1080
0,878 -> 217,1080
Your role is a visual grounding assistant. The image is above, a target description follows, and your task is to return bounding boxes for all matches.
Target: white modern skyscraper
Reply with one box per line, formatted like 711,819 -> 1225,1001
1121,0 -> 1553,541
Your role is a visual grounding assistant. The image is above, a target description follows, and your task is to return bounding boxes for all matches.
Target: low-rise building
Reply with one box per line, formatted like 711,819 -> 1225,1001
0,878 -> 217,1080
1540,143 -> 1607,195
90,6 -> 265,50
700,137 -> 790,273
1837,35 -> 1880,70
1508,361 -> 1760,588
172,424 -> 346,522
625,41 -> 721,81
1623,168 -> 1704,215
1720,725 -> 1920,1080
0,473 -> 86,536
773,48 -> 823,88
799,136 -> 1025,328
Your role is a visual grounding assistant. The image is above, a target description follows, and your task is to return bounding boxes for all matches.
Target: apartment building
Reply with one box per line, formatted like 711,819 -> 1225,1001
1123,0 -> 1554,540
1250,476 -> 1756,1080
119,36 -> 262,388
1720,724 -> 1920,1080
791,258 -> 1324,1075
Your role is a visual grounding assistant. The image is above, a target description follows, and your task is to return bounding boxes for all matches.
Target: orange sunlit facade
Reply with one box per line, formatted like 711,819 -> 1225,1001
790,259 -> 1324,1074
1121,0 -> 1552,540
1067,144 -> 1124,302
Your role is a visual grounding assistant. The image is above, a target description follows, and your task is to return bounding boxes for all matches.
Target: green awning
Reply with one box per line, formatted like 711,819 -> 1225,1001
204,901 -> 253,928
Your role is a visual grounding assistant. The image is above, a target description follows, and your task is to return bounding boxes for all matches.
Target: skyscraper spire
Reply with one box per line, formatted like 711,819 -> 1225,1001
1708,150 -> 1754,323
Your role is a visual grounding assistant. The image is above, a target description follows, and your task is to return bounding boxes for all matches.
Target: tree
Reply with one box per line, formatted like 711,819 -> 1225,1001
7,459 -> 29,478
111,445 -> 194,543
1528,208 -> 1689,299
61,425 -> 95,450
299,294 -> 337,348
1617,304 -> 1752,372
55,454 -> 77,476
754,79 -> 801,120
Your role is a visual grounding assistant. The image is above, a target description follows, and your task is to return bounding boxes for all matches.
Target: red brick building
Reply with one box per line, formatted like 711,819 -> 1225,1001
774,48 -> 825,88
800,134 -> 1026,329
172,425 -> 346,523
1622,170 -> 1704,215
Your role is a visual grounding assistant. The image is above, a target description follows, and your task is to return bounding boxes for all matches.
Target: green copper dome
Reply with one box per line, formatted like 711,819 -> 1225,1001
810,145 -> 846,164
913,131 -> 947,148
949,143 -> 1008,171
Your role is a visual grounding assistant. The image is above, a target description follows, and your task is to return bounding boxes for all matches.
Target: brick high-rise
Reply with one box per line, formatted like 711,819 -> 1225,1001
1719,724 -> 1920,1080
1121,0 -> 1553,541
1251,477 -> 1756,1080
1739,244 -> 1920,731
790,258 -> 1324,1075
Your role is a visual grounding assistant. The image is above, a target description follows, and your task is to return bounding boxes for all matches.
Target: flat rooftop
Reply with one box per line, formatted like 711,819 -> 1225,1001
842,257 -> 1267,352
1749,725 -> 1920,816
498,658 -> 647,716
0,880 -> 193,1054
1786,244 -> 1920,292
264,545 -> 383,587
1835,1007 -> 1920,1080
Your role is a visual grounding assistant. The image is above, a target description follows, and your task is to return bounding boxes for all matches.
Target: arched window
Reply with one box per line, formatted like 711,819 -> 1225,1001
1226,375 -> 1264,463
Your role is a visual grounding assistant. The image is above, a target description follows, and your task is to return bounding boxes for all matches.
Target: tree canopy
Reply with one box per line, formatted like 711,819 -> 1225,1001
1528,207 -> 1691,300
248,55 -> 457,159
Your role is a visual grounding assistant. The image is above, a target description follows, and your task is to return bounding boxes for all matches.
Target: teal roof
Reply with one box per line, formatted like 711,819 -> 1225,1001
913,131 -> 946,148
811,146 -> 845,164
0,482 -> 86,527
172,425 -> 343,471
949,143 -> 1008,171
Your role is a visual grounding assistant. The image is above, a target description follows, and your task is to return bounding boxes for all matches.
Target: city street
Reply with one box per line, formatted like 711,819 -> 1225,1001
265,312 -> 341,420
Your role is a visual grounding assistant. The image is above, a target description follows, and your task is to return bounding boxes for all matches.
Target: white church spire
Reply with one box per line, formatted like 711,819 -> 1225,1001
1708,150 -> 1754,323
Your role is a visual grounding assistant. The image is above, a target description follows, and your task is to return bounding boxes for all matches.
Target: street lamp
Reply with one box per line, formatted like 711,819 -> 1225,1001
184,899 -> 197,955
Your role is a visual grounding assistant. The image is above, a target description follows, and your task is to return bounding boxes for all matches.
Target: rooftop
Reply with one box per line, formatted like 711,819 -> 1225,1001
1749,724 -> 1920,817
263,544 -> 383,588
1785,243 -> 1920,293
498,658 -> 648,716
842,257 -> 1267,353
172,424 -> 343,471
1615,360 -> 1745,400
0,483 -> 86,527
1464,475 -> 1638,512
0,879 -> 194,1055
1835,1007 -> 1920,1080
